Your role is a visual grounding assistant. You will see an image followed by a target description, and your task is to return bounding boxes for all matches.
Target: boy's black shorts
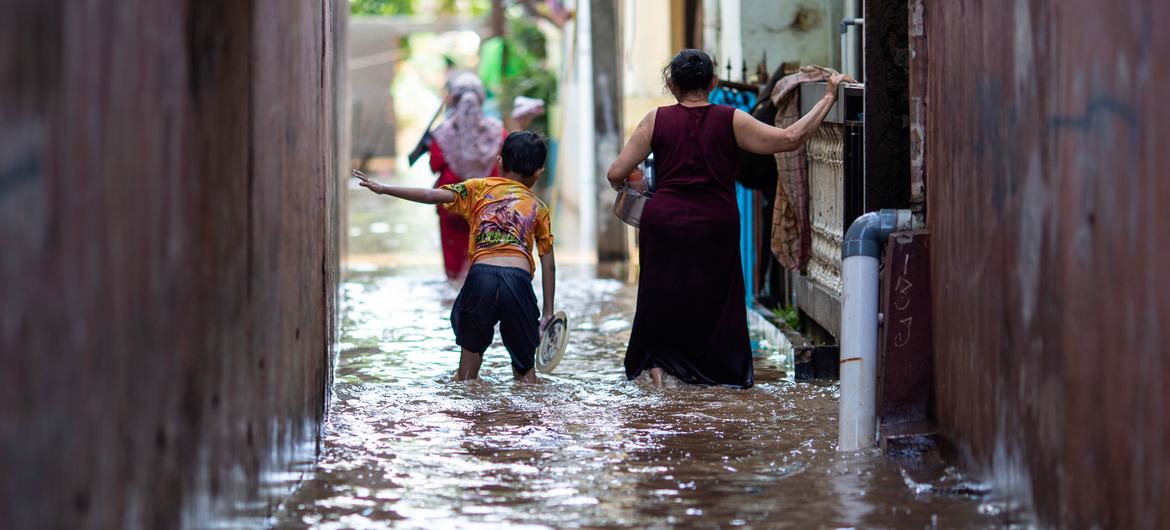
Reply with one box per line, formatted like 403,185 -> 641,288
451,263 -> 540,374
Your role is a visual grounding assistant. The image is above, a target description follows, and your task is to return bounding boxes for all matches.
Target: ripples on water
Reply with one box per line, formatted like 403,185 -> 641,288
271,266 -> 1014,529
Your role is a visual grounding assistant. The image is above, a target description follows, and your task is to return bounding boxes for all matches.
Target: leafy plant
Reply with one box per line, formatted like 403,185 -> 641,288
495,18 -> 557,133
772,305 -> 800,330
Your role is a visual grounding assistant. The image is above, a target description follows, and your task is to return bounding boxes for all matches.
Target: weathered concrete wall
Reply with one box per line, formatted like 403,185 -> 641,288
740,0 -> 842,76
925,1 -> 1168,527
907,0 -> 926,212
0,1 -> 345,528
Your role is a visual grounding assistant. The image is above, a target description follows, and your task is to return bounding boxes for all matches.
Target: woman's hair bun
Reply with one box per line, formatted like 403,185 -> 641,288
663,49 -> 715,95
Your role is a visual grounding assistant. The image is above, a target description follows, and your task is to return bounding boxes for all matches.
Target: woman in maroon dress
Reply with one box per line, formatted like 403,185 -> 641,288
607,49 -> 849,387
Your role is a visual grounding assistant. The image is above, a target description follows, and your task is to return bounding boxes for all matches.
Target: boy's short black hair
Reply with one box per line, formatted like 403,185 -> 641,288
500,131 -> 547,178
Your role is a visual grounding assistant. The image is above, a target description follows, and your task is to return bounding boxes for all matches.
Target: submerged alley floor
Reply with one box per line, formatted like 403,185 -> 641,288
269,185 -> 1023,529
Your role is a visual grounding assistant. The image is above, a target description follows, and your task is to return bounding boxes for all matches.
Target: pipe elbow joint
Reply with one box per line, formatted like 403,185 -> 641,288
842,209 -> 914,259
840,17 -> 864,34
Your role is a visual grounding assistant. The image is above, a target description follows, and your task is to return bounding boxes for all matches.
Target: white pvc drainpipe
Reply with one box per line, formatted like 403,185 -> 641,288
839,17 -> 864,82
838,209 -> 915,452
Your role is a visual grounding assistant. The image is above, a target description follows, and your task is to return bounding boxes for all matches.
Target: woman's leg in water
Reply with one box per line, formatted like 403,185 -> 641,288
643,358 -> 663,387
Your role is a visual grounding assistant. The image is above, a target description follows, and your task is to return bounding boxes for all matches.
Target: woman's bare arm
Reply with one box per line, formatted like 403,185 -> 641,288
352,169 -> 456,204
732,73 -> 852,154
606,110 -> 655,190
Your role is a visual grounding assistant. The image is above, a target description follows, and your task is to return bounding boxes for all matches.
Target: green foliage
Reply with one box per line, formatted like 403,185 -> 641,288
510,65 -> 557,104
452,0 -> 492,16
497,18 -> 557,133
510,20 -> 547,61
350,0 -> 416,16
772,305 -> 800,330
349,0 -> 491,16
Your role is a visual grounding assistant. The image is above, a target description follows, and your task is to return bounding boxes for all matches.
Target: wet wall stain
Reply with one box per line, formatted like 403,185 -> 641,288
0,150 -> 40,198
788,5 -> 822,33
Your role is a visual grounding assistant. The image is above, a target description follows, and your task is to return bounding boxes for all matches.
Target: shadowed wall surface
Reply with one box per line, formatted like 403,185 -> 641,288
925,1 -> 1168,527
0,1 -> 345,528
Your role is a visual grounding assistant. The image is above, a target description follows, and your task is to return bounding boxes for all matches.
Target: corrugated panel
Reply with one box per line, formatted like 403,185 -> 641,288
0,1 -> 345,528
926,1 -> 1169,527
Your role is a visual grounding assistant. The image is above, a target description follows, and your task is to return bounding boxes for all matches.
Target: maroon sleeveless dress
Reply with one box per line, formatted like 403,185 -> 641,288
624,103 -> 754,388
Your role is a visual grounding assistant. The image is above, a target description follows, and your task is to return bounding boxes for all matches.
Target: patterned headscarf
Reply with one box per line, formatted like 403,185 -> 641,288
432,73 -> 504,181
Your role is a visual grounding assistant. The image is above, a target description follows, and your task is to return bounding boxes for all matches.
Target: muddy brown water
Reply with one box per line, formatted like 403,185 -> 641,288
269,257 -> 1025,529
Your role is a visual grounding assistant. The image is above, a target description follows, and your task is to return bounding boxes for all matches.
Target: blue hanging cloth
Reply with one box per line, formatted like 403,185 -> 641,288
709,85 -> 759,310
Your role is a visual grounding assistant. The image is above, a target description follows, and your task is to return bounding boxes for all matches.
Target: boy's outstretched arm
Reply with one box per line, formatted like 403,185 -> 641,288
539,250 -> 556,332
352,169 -> 455,204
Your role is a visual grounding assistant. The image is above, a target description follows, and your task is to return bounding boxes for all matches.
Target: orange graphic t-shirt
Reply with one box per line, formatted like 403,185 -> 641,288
441,177 -> 553,273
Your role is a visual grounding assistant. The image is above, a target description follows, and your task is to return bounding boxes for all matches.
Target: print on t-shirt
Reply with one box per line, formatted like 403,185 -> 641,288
441,177 -> 553,272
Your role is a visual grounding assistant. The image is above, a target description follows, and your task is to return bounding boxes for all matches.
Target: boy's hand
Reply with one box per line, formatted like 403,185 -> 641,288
352,169 -> 385,194
539,313 -> 553,333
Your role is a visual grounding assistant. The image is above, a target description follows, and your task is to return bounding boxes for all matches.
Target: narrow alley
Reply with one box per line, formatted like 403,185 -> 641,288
3,1 -> 1168,529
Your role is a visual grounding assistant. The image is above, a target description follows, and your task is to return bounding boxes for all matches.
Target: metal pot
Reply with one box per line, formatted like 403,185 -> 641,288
613,155 -> 655,227
613,185 -> 650,227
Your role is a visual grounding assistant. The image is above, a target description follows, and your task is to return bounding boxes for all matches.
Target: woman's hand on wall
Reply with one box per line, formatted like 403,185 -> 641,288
824,72 -> 855,100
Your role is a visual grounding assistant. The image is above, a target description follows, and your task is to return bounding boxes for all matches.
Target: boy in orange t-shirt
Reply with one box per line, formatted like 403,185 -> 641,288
353,131 -> 555,383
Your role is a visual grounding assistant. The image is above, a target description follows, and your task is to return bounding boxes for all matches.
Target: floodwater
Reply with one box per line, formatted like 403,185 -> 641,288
270,186 -> 1023,529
